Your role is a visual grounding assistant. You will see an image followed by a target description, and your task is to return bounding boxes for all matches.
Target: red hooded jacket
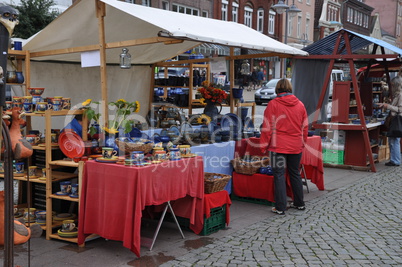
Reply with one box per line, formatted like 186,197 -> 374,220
260,93 -> 308,154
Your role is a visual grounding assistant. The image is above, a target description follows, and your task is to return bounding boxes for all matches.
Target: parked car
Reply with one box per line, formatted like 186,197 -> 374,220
254,78 -> 290,105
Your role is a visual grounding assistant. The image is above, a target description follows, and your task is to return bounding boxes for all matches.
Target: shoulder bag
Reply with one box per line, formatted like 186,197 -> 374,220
387,114 -> 402,137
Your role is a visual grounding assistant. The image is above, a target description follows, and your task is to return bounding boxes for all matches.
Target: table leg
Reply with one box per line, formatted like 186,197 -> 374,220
300,164 -> 309,193
149,201 -> 185,251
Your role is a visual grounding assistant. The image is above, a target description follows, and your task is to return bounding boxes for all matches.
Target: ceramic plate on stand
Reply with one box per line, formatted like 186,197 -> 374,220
58,131 -> 85,159
169,125 -> 181,136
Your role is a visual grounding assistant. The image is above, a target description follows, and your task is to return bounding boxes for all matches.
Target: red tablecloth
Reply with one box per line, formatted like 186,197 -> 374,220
235,136 -> 324,190
204,190 -> 232,224
78,157 -> 205,257
232,173 -> 275,202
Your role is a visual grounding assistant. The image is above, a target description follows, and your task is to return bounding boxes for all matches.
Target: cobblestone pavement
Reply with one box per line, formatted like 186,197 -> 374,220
161,167 -> 402,267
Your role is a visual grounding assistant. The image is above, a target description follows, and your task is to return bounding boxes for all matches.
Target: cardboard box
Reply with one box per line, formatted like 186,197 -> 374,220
378,145 -> 389,162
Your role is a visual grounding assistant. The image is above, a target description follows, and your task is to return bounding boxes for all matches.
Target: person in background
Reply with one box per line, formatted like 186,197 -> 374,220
257,68 -> 264,86
377,75 -> 402,166
61,114 -> 87,138
259,78 -> 308,215
250,67 -> 258,90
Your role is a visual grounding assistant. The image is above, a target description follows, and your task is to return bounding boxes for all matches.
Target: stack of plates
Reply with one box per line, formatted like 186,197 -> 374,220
57,228 -> 78,238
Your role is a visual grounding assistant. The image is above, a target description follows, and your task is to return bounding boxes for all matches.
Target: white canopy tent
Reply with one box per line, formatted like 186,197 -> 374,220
21,0 -> 308,127
23,0 -> 308,63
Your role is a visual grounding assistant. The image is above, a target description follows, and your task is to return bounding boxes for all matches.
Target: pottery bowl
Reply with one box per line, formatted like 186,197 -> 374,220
28,87 -> 45,96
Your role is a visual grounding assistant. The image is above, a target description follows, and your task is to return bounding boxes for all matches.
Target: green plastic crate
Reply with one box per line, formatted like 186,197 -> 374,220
323,149 -> 344,165
231,194 -> 274,206
200,205 -> 226,236
170,205 -> 227,236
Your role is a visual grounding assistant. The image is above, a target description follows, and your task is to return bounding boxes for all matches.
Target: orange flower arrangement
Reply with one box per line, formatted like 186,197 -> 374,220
198,81 -> 228,104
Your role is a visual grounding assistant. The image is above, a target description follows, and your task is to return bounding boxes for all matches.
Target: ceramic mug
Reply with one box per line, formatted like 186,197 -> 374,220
70,184 -> 78,196
62,98 -> 71,110
36,211 -> 46,222
21,95 -> 33,103
130,151 -> 144,162
26,134 -> 40,145
62,219 -> 75,232
28,166 -> 37,177
102,147 -> 117,159
50,133 -> 57,143
154,150 -> 167,161
167,148 -> 181,161
178,145 -> 191,155
52,98 -> 62,105
35,102 -> 47,113
14,162 -> 24,174
12,96 -> 22,103
60,181 -> 71,194
23,208 -> 36,222
5,101 -> 12,111
52,103 -> 61,111
32,95 -> 42,105
23,102 -> 33,113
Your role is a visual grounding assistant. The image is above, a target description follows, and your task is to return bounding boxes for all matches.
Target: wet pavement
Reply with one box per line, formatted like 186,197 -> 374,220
2,163 -> 402,266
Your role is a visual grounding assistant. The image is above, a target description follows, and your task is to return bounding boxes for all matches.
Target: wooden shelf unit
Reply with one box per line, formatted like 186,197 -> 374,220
22,110 -> 89,244
151,63 -> 210,115
325,80 -> 383,170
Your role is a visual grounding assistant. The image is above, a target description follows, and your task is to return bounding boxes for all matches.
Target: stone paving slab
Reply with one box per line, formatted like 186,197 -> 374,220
161,167 -> 402,266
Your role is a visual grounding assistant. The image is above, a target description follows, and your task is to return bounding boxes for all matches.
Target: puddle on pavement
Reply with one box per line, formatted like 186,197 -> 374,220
127,252 -> 175,267
183,237 -> 215,250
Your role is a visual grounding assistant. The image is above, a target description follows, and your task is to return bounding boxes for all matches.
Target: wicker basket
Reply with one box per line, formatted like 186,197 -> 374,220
231,156 -> 270,175
115,139 -> 154,154
204,173 -> 231,194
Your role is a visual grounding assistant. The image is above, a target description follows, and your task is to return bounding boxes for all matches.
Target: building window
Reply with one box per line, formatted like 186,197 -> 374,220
162,1 -> 169,10
244,6 -> 253,28
232,1 -> 239,22
269,10 -> 275,34
257,8 -> 264,32
142,0 -> 151,6
287,15 -> 293,37
297,15 -> 302,38
202,10 -> 208,18
172,4 -> 199,16
222,0 -> 228,21
305,17 -> 310,39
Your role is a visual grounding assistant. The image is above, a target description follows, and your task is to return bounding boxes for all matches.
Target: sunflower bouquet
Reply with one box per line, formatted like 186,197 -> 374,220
81,99 -> 101,136
198,81 -> 228,104
103,99 -> 140,134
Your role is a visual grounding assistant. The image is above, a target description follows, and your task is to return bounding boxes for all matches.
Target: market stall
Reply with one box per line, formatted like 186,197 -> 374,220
293,29 -> 402,172
6,0 -> 311,255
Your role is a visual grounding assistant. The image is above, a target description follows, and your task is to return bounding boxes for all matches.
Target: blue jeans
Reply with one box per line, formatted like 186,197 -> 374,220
388,137 -> 401,165
270,152 -> 305,212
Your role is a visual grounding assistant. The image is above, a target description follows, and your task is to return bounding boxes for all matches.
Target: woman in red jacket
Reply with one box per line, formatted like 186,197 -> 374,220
260,78 -> 308,215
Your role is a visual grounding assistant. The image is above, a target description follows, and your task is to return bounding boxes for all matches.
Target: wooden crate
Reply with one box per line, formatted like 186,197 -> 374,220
378,145 -> 389,162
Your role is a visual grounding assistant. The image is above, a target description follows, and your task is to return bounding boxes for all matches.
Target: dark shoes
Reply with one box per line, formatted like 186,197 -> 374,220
271,207 -> 285,215
385,162 -> 400,166
289,202 -> 306,210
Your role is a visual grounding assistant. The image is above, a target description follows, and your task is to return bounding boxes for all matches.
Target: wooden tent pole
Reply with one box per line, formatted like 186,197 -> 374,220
342,31 -> 376,172
230,47 -> 235,114
96,0 -> 108,128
